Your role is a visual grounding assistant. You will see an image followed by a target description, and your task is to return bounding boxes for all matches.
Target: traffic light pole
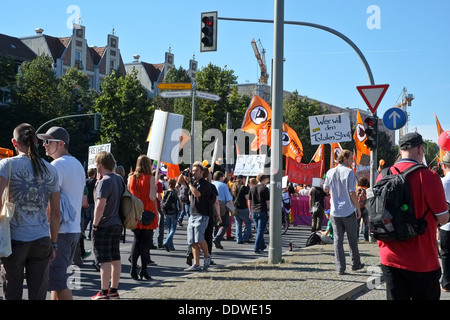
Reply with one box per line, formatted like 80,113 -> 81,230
36,113 -> 101,134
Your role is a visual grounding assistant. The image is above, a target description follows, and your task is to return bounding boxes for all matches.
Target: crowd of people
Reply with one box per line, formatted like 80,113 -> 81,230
1,124 -> 449,301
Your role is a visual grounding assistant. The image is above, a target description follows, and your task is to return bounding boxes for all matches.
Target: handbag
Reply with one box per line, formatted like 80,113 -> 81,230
141,210 -> 155,226
0,160 -> 15,258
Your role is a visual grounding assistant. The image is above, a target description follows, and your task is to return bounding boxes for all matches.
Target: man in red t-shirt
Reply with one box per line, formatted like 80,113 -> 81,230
376,132 -> 449,300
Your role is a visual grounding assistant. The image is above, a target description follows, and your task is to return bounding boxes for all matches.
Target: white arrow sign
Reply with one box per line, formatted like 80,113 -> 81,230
389,110 -> 401,128
196,91 -> 220,101
160,90 -> 192,98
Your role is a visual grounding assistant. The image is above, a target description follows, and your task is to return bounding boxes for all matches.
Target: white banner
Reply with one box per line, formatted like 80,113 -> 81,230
147,110 -> 184,164
234,154 -> 266,176
308,112 -> 352,145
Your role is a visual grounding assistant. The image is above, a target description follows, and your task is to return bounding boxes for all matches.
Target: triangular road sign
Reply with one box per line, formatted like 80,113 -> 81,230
357,84 -> 389,114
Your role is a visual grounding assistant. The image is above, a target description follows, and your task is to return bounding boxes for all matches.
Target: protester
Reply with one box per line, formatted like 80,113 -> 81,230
323,149 -> 364,275
161,178 -> 180,252
212,171 -> 234,250
127,155 -> 157,281
440,152 -> 450,292
248,173 -> 270,254
177,181 -> 190,226
182,162 -> 214,271
232,175 -> 252,244
91,151 -> 125,299
376,132 -> 448,300
84,168 -> 97,240
308,178 -> 327,233
356,176 -> 369,241
37,126 -> 85,300
0,123 -> 60,300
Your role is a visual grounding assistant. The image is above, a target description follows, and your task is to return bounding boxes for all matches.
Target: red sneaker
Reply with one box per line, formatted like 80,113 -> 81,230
107,290 -> 120,299
92,291 -> 109,300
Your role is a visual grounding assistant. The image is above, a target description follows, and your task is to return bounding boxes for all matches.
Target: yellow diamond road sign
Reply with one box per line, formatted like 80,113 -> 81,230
157,83 -> 192,90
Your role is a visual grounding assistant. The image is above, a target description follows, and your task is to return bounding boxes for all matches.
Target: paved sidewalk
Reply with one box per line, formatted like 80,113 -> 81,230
121,241 -> 383,300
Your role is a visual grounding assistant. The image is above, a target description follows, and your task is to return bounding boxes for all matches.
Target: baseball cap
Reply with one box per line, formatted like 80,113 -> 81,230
398,132 -> 425,150
37,126 -> 70,145
442,152 -> 450,165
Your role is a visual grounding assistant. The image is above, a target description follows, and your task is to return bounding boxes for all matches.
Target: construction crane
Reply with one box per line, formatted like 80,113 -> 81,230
394,87 -> 414,140
251,39 -> 269,84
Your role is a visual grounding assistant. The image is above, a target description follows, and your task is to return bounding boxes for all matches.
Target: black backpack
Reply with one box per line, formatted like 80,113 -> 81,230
305,232 -> 322,247
161,190 -> 178,214
367,164 -> 429,242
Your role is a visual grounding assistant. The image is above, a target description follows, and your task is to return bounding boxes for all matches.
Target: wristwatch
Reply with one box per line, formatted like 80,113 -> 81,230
51,242 -> 58,249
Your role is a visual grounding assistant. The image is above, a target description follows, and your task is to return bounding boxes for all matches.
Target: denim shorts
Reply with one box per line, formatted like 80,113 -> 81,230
48,232 -> 80,291
187,214 -> 209,245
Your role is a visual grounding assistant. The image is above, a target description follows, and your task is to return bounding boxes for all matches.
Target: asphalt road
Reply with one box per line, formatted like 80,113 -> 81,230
0,216 -> 313,300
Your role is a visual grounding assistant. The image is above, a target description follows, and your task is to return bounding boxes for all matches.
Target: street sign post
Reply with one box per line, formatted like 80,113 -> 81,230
160,90 -> 192,98
383,107 -> 407,131
356,84 -> 389,114
196,91 -> 220,101
157,83 -> 192,90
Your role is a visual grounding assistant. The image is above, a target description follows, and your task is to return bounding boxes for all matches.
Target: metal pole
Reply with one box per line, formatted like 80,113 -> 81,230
268,0 -> 284,264
36,113 -> 100,134
190,81 -> 196,170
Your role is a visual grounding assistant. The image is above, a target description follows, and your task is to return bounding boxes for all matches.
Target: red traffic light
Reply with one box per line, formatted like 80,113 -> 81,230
364,116 -> 377,127
202,16 -> 213,27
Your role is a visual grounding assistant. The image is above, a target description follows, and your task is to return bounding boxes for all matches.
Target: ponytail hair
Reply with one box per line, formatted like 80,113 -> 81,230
13,123 -> 49,178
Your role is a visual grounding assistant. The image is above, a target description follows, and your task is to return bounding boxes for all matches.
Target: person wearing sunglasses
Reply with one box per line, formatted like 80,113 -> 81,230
37,126 -> 85,300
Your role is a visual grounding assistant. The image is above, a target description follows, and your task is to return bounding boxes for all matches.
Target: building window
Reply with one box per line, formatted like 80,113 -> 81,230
75,50 -> 83,70
109,60 -> 115,73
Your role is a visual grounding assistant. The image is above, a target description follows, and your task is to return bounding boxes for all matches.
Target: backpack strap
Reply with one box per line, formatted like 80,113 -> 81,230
383,163 -> 426,177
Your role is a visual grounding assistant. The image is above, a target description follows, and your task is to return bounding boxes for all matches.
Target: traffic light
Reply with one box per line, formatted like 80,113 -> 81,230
200,11 -> 217,52
364,115 -> 378,150
94,113 -> 101,131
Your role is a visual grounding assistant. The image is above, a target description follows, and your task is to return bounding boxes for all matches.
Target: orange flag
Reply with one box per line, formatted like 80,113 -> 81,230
435,113 -> 445,163
353,110 -> 371,165
330,143 -> 343,169
241,95 -> 272,151
310,144 -> 325,178
282,123 -> 303,163
164,162 -> 181,179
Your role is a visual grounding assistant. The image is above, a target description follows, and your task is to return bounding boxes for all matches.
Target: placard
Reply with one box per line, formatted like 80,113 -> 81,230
88,143 -> 111,169
309,113 -> 352,145
234,154 -> 266,176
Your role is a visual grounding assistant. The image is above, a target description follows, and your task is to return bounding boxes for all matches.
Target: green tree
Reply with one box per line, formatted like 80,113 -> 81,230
14,54 -> 61,119
195,63 -> 238,132
93,69 -> 154,170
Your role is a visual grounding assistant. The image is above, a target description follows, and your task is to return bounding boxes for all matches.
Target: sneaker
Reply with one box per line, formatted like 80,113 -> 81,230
107,289 -> 120,299
184,264 -> 203,271
92,291 -> 109,300
203,256 -> 211,270
213,240 -> 224,249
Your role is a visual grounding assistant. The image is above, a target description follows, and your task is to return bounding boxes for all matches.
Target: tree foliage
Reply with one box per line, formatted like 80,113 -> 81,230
93,69 -> 154,169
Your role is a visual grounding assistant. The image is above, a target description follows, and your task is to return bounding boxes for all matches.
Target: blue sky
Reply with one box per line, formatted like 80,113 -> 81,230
2,0 -> 449,144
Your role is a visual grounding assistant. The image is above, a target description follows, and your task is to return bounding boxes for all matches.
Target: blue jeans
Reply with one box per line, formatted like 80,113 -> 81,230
252,211 -> 268,251
178,203 -> 190,222
163,213 -> 178,250
235,208 -> 252,243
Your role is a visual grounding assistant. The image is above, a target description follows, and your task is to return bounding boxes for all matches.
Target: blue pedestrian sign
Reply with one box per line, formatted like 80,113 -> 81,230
383,107 -> 407,130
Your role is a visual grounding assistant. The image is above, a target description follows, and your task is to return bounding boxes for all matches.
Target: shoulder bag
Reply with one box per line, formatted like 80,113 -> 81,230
0,160 -> 15,258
